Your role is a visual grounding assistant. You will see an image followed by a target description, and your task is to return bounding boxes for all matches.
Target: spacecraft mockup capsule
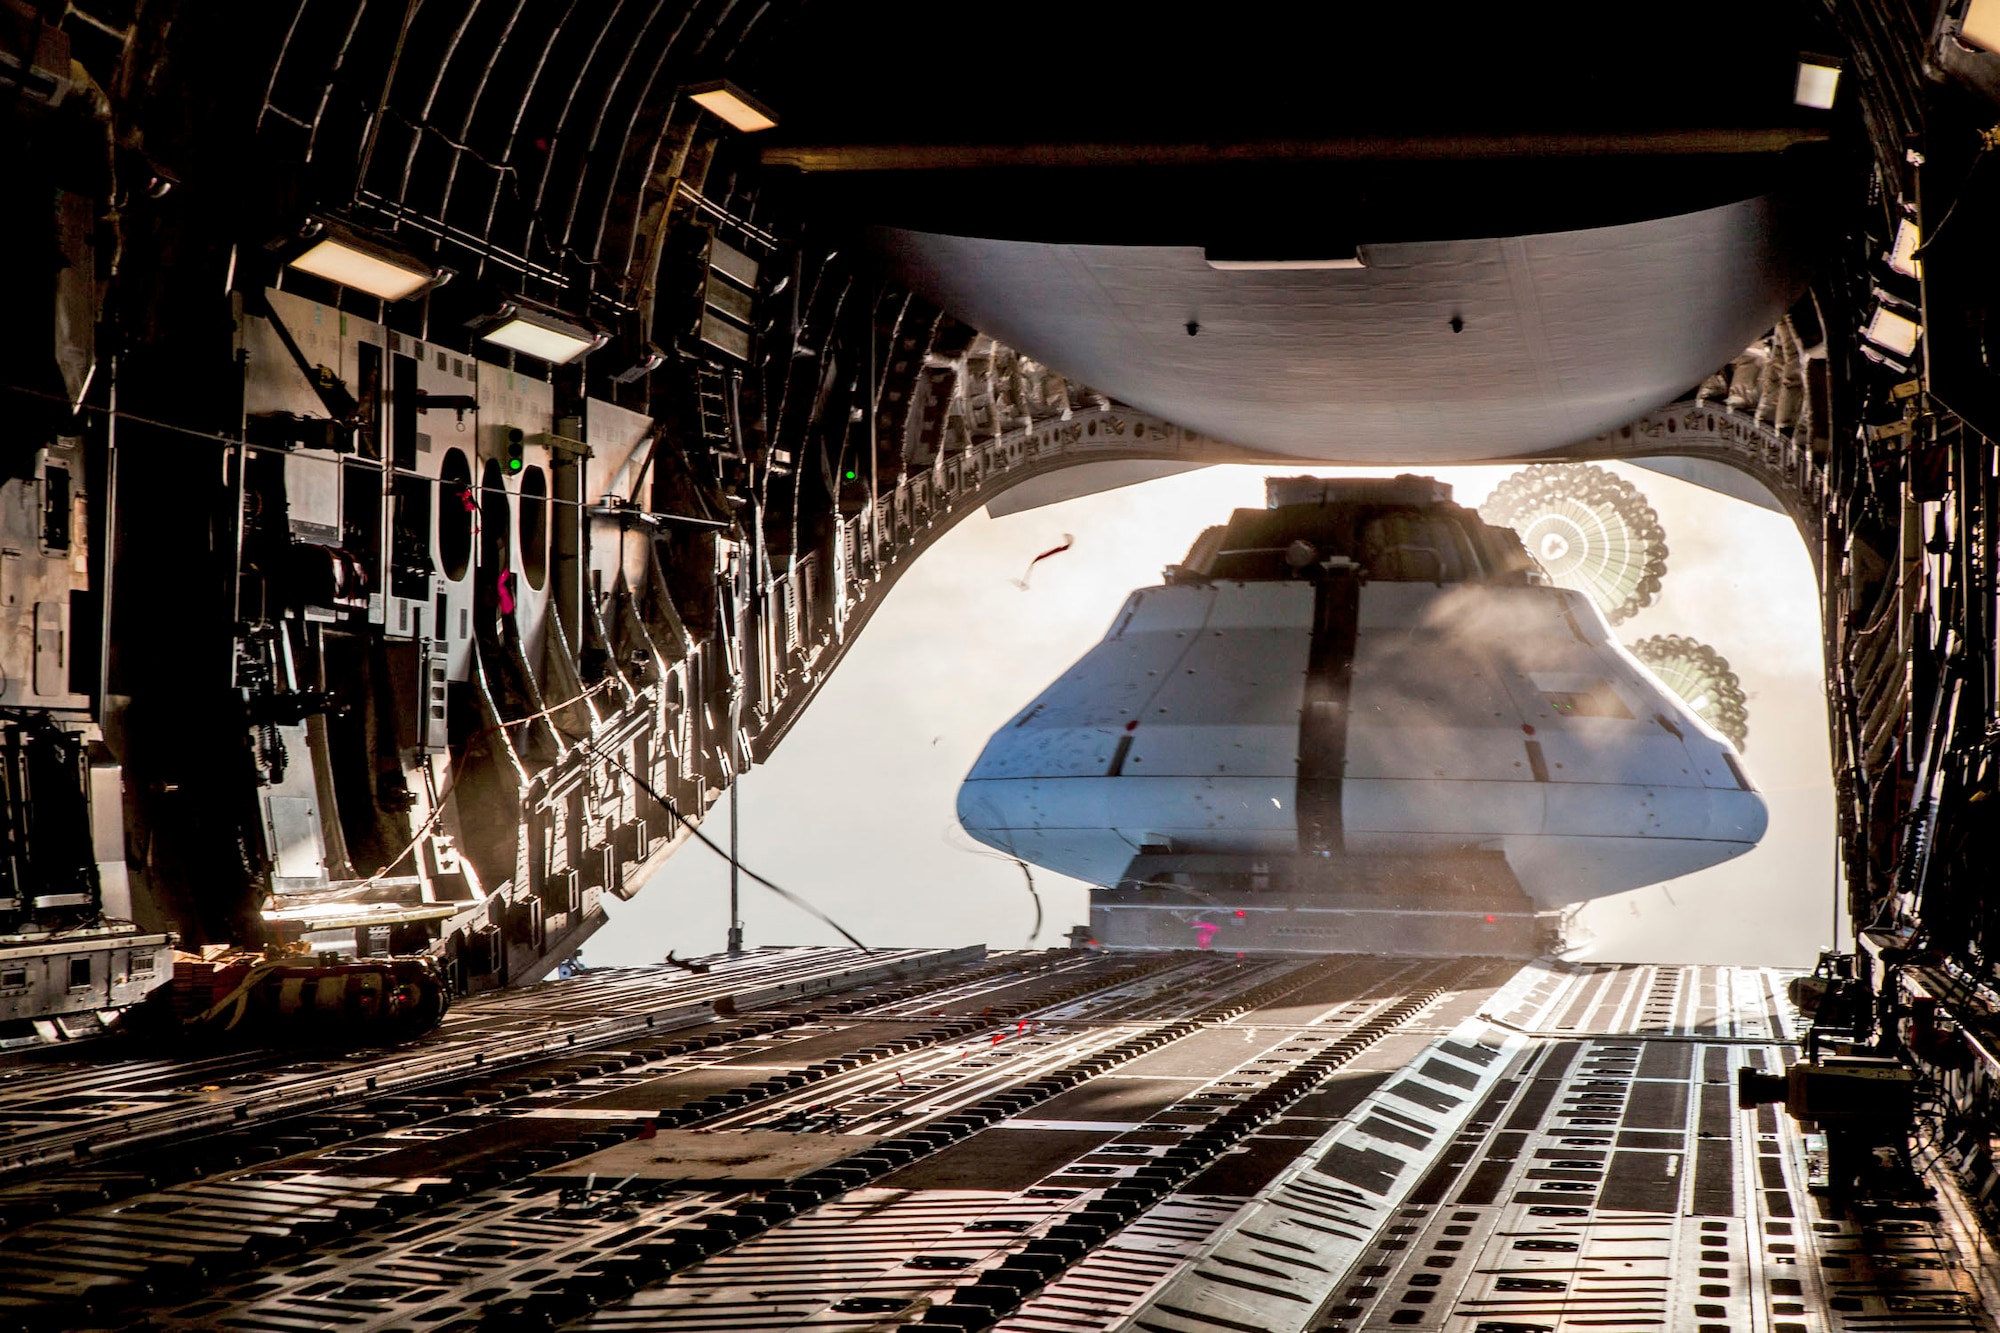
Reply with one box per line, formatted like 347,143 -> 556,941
958,476 -> 1767,952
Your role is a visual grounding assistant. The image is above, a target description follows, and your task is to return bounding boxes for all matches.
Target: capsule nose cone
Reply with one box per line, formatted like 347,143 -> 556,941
1504,782 -> 1771,906
1721,785 -> 1770,845
957,788 -> 1013,857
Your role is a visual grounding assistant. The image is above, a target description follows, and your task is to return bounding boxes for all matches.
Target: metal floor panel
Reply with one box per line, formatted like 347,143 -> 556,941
560,955 -> 1495,1331
0,954 -> 1990,1333
1093,963 -> 1996,1333
0,946 -> 984,1179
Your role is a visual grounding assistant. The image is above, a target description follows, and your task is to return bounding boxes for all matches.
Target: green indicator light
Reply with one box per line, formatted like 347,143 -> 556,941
507,457 -> 523,472
844,469 -> 857,480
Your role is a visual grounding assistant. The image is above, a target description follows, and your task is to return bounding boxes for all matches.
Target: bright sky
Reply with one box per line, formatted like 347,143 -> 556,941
598,461 -> 1837,969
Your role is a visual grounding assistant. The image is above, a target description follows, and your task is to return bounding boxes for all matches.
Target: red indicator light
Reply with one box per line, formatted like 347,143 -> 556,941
1484,914 -> 1497,924
1234,910 -> 1247,918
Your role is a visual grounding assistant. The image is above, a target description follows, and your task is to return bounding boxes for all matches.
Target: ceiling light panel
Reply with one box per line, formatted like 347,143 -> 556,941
288,236 -> 436,301
1205,257 -> 1366,272
1794,57 -> 1841,109
688,80 -> 777,133
1864,306 -> 1920,358
1888,219 -> 1922,279
1963,0 -> 2000,54
480,309 -> 601,365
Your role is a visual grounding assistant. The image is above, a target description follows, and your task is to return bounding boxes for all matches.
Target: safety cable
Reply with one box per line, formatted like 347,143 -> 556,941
1913,128 -> 1999,260
590,744 -> 872,953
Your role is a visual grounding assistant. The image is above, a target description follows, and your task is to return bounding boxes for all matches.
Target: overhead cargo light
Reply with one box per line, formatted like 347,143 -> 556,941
1963,0 -> 2000,53
1794,53 -> 1842,109
1863,304 -> 1921,358
1888,218 -> 1922,279
285,221 -> 443,301
1205,256 -> 1365,272
687,79 -> 777,133
477,303 -> 605,365
1204,245 -> 1364,272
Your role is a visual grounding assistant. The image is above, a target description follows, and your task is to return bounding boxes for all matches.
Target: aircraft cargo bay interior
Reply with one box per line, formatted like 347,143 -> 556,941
0,2 -> 1995,1331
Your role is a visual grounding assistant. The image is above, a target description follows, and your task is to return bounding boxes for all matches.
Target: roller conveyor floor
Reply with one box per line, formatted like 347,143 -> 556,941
0,948 -> 1986,1333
